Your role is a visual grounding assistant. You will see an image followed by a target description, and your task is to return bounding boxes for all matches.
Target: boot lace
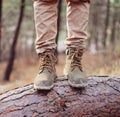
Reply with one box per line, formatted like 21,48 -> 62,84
39,52 -> 57,73
71,49 -> 83,72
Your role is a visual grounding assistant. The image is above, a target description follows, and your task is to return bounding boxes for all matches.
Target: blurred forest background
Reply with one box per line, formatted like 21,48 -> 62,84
0,0 -> 120,93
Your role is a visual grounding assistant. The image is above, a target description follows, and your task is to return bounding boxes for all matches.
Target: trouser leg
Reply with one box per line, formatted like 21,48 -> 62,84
33,0 -> 58,54
66,0 -> 90,50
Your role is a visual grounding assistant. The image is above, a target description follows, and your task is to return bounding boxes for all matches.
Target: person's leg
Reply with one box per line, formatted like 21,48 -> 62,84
66,0 -> 90,49
33,0 -> 58,90
64,0 -> 90,88
33,0 -> 58,54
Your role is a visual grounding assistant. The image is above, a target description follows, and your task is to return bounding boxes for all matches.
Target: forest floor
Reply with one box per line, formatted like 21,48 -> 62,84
0,51 -> 120,94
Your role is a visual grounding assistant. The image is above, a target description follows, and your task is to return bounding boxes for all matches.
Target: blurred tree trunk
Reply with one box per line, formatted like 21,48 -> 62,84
102,0 -> 110,50
110,1 -> 118,51
3,0 -> 25,81
55,0 -> 62,57
117,21 -> 120,41
56,0 -> 62,45
93,7 -> 99,50
0,0 -> 3,61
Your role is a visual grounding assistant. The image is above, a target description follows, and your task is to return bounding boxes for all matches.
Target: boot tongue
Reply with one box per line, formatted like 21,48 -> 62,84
66,48 -> 83,58
66,48 -> 75,59
38,51 -> 57,73
66,48 -> 83,72
66,48 -> 76,55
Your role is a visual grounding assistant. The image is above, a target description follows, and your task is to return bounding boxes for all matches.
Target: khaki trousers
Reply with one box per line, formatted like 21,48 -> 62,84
33,0 -> 90,54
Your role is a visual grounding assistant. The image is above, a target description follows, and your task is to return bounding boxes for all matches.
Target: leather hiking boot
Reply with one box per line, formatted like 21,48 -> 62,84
64,48 -> 88,88
34,50 -> 57,90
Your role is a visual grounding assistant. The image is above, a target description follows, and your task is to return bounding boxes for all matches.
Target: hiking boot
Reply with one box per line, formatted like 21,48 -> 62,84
64,48 -> 88,88
34,50 -> 57,90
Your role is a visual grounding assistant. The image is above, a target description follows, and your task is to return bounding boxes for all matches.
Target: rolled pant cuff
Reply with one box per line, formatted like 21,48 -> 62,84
36,47 -> 57,54
65,37 -> 87,50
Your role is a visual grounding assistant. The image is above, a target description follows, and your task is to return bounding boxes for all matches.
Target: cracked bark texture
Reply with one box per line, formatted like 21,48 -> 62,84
0,76 -> 120,117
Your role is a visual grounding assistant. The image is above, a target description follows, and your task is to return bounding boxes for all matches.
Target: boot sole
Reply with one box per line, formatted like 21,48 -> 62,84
68,80 -> 88,88
34,84 -> 54,90
65,75 -> 88,88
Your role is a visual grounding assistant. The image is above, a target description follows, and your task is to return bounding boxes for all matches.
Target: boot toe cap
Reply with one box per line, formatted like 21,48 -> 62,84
67,69 -> 88,88
34,72 -> 55,90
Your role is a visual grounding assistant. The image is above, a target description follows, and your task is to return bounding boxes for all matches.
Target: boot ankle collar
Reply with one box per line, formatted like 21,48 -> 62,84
38,49 -> 57,57
66,48 -> 84,56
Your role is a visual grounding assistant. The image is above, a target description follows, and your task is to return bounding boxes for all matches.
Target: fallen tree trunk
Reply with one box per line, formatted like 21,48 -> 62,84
0,76 -> 120,117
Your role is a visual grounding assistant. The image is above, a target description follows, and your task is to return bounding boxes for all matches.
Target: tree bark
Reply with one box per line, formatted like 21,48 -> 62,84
0,76 -> 120,117
3,0 -> 25,81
